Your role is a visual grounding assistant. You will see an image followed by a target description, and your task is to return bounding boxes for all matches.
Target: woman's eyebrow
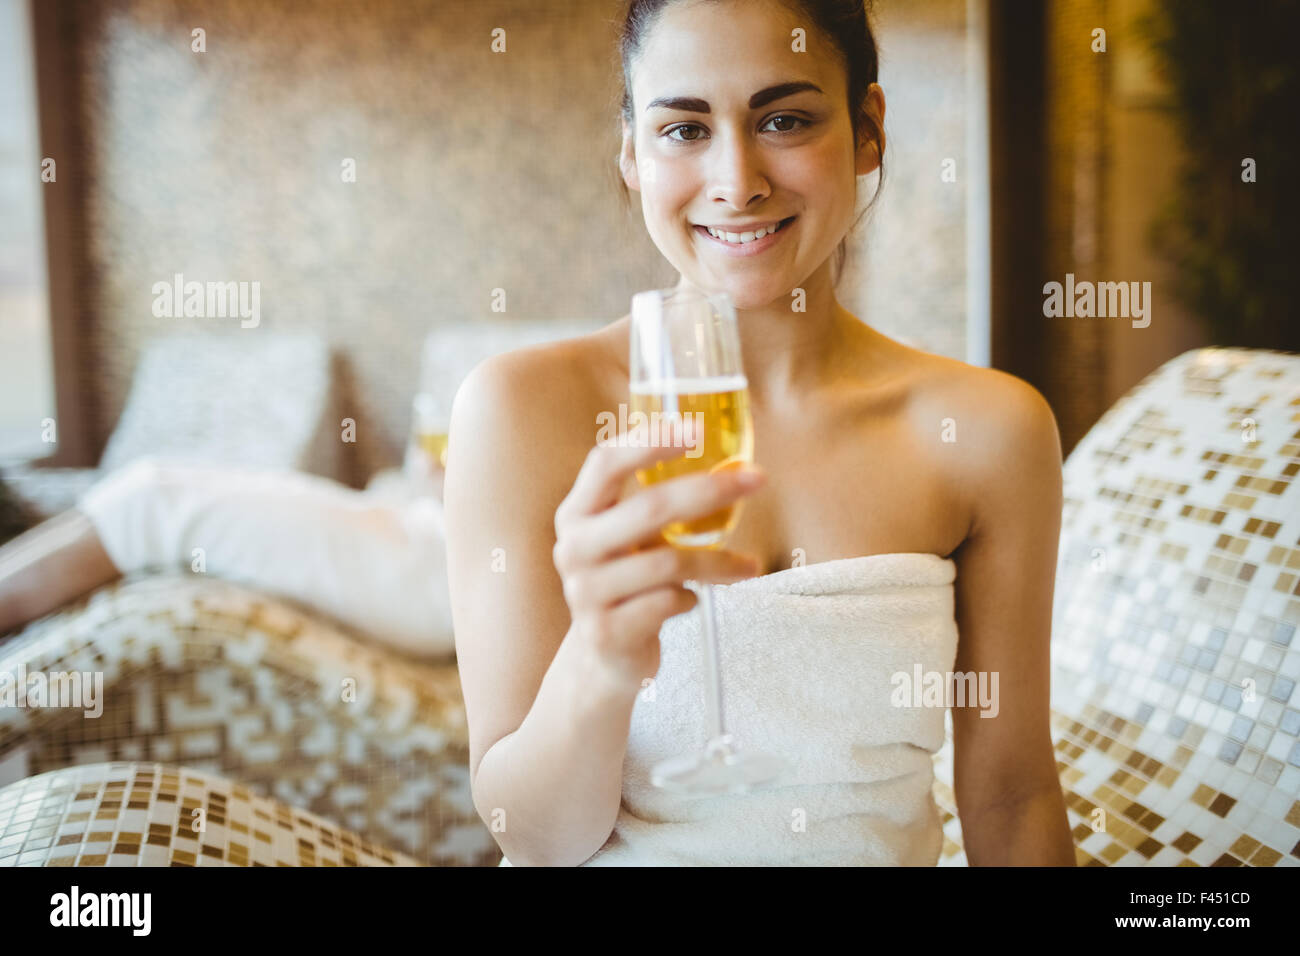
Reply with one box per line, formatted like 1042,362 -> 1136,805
645,81 -> 824,114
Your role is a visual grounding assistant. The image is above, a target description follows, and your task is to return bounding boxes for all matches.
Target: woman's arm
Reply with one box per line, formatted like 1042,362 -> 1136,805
448,350 -> 761,866
0,509 -> 118,636
444,352 -> 637,867
948,372 -> 1076,866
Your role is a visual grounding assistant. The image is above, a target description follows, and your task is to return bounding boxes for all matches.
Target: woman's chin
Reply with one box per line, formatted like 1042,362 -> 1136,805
707,279 -> 793,313
672,264 -> 798,311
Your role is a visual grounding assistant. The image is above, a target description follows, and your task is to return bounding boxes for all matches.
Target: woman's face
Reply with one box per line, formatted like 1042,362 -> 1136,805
621,0 -> 884,310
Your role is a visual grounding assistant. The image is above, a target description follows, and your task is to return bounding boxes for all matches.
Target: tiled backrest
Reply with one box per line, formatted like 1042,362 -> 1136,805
0,573 -> 499,866
99,333 -> 341,480
0,761 -> 422,866
934,347 -> 1300,866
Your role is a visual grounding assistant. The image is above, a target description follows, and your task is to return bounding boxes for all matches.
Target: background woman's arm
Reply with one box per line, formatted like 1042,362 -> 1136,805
0,509 -> 117,635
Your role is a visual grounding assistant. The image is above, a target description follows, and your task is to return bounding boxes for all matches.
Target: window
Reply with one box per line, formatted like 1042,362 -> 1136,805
0,0 -> 55,461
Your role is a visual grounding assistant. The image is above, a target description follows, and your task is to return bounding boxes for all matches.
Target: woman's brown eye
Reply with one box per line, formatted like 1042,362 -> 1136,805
766,115 -> 807,133
669,125 -> 703,142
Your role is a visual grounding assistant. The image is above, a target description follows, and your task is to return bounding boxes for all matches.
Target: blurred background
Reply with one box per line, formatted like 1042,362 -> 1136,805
1,0 -> 1297,508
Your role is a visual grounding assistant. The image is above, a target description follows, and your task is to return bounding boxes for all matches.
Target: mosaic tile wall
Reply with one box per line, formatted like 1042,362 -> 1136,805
0,762 -> 422,866
933,347 -> 1300,866
61,0 -> 968,473
0,573 -> 500,866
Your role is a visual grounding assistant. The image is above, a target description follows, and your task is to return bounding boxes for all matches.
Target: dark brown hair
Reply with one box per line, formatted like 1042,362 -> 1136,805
613,0 -> 885,286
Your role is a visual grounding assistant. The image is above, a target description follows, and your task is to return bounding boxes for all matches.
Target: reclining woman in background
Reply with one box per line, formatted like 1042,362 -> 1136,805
0,456 -> 454,659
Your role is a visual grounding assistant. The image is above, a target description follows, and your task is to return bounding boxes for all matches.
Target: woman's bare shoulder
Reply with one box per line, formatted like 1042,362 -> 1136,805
491,315 -> 624,380
458,317 -> 626,398
872,339 -> 1061,550
900,345 -> 1062,482
450,317 -> 631,479
884,338 -> 1054,433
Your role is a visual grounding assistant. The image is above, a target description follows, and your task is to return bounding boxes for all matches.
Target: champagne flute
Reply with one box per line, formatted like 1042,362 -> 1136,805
406,392 -> 449,477
629,285 -> 787,796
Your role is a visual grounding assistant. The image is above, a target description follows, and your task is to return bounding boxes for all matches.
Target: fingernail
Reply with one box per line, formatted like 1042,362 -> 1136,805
735,468 -> 766,488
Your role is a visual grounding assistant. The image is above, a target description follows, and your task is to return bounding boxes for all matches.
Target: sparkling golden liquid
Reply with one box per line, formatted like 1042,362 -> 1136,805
417,432 -> 449,469
631,385 -> 754,549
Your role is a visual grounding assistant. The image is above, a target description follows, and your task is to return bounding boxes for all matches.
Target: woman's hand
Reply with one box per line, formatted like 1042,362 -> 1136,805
552,419 -> 765,693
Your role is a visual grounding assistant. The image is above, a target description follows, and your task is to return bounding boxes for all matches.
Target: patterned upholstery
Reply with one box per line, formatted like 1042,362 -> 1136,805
0,762 -> 421,866
0,574 -> 499,866
932,347 -> 1300,866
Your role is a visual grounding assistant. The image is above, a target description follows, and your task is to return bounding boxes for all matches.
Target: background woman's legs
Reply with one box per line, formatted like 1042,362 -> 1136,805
1,457 -> 454,658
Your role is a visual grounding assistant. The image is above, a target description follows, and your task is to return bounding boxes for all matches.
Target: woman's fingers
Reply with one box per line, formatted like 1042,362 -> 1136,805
599,585 -> 699,648
558,417 -> 700,523
561,545 -> 760,613
562,465 -> 763,569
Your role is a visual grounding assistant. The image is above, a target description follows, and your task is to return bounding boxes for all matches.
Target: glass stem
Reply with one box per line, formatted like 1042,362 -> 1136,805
695,581 -> 726,746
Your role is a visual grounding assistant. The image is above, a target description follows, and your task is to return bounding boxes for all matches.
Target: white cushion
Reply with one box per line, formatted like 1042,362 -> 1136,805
99,333 -> 339,479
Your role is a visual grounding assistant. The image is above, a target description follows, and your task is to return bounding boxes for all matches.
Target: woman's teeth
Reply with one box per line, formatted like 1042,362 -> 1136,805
704,219 -> 788,244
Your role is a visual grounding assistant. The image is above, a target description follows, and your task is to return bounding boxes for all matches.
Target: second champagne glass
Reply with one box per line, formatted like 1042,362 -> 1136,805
629,285 -> 788,796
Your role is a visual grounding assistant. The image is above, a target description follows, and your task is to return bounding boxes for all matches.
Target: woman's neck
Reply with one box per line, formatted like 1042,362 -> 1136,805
673,268 -> 869,411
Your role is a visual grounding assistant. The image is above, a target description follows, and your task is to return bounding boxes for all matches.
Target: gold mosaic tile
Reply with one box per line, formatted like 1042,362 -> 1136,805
0,575 -> 501,866
0,763 -> 423,866
934,349 -> 1300,867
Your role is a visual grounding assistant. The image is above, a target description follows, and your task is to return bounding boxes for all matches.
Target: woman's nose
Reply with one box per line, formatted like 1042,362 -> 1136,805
705,129 -> 770,209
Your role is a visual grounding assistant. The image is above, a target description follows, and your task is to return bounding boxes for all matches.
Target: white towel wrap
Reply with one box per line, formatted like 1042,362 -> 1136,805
501,552 -> 959,866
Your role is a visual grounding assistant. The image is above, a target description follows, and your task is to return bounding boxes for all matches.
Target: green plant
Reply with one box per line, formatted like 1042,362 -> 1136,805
1138,0 -> 1300,350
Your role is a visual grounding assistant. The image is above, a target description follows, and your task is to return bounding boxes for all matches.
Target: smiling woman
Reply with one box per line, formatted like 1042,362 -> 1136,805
445,0 -> 1074,868
615,0 -> 887,299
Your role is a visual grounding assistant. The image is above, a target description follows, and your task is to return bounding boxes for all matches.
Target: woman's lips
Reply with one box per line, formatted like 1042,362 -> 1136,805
694,217 -> 796,257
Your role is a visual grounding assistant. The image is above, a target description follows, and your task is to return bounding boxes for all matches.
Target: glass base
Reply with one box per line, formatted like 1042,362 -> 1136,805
650,734 -> 787,797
